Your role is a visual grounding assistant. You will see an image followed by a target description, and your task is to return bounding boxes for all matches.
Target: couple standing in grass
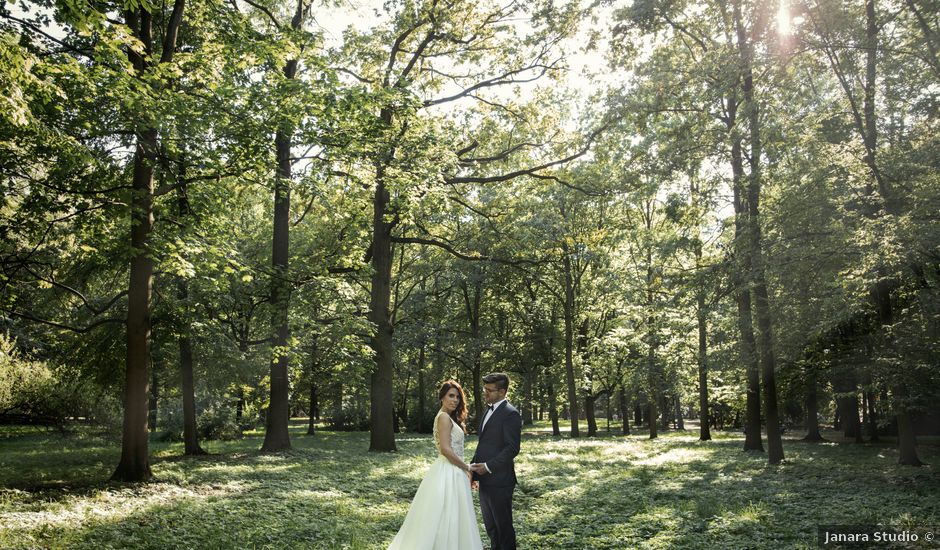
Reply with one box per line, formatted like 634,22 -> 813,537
389,372 -> 522,550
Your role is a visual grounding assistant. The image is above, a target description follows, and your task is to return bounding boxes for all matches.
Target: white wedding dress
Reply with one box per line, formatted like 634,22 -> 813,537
388,411 -> 484,550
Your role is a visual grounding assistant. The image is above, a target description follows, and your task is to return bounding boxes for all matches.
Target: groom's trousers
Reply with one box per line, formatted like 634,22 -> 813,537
479,484 -> 516,550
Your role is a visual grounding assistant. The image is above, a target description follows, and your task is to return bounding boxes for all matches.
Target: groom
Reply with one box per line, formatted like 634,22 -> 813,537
469,373 -> 522,550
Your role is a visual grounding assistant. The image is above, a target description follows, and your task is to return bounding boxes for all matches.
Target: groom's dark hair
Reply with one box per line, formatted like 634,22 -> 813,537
482,372 -> 510,392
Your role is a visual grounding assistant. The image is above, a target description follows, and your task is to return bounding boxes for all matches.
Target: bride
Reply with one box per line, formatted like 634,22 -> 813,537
389,380 -> 484,550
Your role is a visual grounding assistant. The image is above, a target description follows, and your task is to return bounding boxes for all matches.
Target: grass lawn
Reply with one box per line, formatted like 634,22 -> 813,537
1,420 -> 938,549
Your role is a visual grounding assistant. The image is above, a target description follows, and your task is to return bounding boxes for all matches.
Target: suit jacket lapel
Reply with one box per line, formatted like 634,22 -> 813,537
480,401 -> 507,436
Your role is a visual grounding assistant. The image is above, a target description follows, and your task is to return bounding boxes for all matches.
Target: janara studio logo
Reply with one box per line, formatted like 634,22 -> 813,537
818,525 -> 935,547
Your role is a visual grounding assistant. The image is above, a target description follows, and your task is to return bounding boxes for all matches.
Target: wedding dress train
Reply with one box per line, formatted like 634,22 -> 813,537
388,411 -> 484,550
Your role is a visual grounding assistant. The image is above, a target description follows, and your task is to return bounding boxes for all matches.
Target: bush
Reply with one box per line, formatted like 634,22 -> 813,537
0,334 -> 110,428
156,396 -> 242,442
197,397 -> 241,441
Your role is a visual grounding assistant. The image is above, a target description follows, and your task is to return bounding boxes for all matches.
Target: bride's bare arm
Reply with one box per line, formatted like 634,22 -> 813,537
436,414 -> 471,472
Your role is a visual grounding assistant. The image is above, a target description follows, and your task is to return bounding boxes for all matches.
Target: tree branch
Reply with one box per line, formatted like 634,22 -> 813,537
9,310 -> 124,333
391,236 -> 540,266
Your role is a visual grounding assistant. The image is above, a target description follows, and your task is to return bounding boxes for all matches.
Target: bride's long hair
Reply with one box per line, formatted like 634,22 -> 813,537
438,380 -> 468,433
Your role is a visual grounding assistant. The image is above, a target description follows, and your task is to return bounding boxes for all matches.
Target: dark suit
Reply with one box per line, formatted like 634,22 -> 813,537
471,401 -> 522,550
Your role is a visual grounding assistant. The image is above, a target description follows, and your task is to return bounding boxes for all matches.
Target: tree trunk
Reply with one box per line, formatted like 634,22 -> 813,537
643,203 -> 659,440
647,343 -> 658,440
236,386 -> 245,424
113,122 -> 157,482
523,368 -> 534,426
844,394 -> 864,443
865,389 -> 879,442
368,104 -> 397,451
803,370 -> 825,442
733,0 -> 783,464
619,387 -> 630,435
696,275 -> 710,440
547,379 -> 560,436
725,33 -> 763,455
605,392 -> 612,434
896,403 -> 923,466
417,344 -> 428,433
586,394 -> 597,437
834,366 -> 862,441
261,117 -> 295,453
333,379 -> 345,430
179,319 -> 205,455
307,336 -> 319,436
111,0 -> 185,485
675,395 -> 684,430
660,394 -> 671,431
148,369 -> 158,433
691,179 -> 711,441
462,278 -> 485,424
177,170 -> 206,456
307,381 -> 317,435
562,250 -> 580,437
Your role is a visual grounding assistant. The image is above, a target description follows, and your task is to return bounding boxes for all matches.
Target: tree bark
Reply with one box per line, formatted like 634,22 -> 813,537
112,0 -> 187,482
307,337 -> 319,436
675,395 -> 684,430
236,386 -> 245,424
368,104 -> 397,451
177,166 -> 206,456
179,312 -> 205,455
113,121 -> 157,482
692,188 -> 711,440
462,278 -> 485,423
647,343 -> 658,440
865,388 -> 879,442
619,386 -> 630,435
333,379 -> 345,430
261,117 -> 295,453
896,402 -> 923,466
561,245 -> 580,437
547,379 -> 560,436
585,394 -> 597,437
307,381 -> 317,435
417,343 -> 428,433
148,369 -> 158,433
734,0 -> 784,464
803,370 -> 825,442
546,308 -> 560,436
697,297 -> 710,440
523,367 -> 534,426
724,11 -> 763,455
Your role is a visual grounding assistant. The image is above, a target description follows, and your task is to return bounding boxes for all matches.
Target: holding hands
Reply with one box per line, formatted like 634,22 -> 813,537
468,463 -> 488,475
466,464 -> 483,490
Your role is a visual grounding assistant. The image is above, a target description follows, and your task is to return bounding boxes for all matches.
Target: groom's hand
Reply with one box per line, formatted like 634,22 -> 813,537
469,463 -> 488,475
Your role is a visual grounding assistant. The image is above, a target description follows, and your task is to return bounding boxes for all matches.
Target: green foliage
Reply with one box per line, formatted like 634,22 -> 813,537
0,334 -> 117,428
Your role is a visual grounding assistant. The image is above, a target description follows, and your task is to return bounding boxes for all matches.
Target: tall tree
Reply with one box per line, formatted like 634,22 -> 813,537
731,0 -> 784,464
112,0 -> 188,482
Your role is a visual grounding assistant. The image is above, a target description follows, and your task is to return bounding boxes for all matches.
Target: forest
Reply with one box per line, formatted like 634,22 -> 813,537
1,0 -> 939,547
